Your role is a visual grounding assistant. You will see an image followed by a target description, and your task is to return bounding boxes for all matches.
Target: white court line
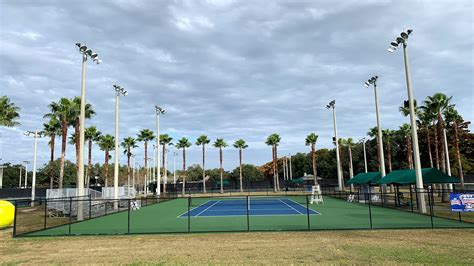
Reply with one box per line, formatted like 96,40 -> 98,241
279,199 -> 304,215
284,198 -> 321,215
195,200 -> 221,217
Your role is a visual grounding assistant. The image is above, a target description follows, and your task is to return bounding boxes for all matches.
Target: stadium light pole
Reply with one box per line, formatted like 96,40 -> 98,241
326,100 -> 343,191
23,160 -> 30,188
173,149 -> 178,184
113,85 -> 127,208
19,165 -> 22,188
388,29 -> 426,213
0,159 -> 4,189
76,42 -> 101,220
132,155 -> 136,191
364,76 -> 386,180
359,138 -> 368,173
288,154 -> 293,180
155,106 -> 165,197
24,131 -> 43,206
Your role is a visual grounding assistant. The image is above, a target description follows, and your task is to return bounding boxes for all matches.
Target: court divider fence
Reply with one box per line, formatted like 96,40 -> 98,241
12,187 -> 474,237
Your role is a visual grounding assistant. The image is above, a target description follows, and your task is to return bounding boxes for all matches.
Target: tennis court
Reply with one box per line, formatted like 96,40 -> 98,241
16,194 -> 473,237
179,197 -> 320,217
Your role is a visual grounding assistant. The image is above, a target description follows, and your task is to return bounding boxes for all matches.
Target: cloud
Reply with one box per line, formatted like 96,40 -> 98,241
1,0 -> 472,171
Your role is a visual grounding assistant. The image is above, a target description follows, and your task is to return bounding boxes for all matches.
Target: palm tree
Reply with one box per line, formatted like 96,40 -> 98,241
121,137 -> 138,191
70,97 -> 95,177
444,106 -> 464,188
176,137 -> 192,196
424,93 -> 452,173
341,138 -> 355,190
305,133 -> 319,185
159,134 -> 173,193
265,133 -> 281,192
43,117 -> 61,189
137,129 -> 155,193
0,96 -> 20,127
195,135 -> 210,193
85,126 -> 101,188
98,134 -> 115,187
213,138 -> 228,193
45,98 -> 74,189
418,108 -> 435,168
233,139 -> 248,192
399,124 -> 414,169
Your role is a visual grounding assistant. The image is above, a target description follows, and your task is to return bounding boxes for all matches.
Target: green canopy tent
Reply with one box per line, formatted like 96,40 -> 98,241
287,178 -> 305,184
378,168 -> 460,185
346,172 -> 382,185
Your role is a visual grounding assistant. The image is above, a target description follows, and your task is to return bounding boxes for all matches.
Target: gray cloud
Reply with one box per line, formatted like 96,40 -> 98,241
1,0 -> 472,171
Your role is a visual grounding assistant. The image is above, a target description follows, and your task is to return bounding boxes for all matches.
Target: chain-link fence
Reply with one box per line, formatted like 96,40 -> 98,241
12,188 -> 473,237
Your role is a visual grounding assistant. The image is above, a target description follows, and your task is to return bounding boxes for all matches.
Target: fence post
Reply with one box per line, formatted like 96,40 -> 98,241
13,200 -> 18,237
458,211 -> 462,222
427,188 -> 434,229
187,196 -> 191,233
127,199 -> 131,234
409,186 -> 414,213
368,189 -> 373,229
306,195 -> 310,230
44,198 -> 47,229
246,195 -> 250,232
69,197 -> 72,235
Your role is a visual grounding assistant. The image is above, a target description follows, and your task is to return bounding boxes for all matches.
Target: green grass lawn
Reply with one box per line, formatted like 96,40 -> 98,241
21,196 -> 473,237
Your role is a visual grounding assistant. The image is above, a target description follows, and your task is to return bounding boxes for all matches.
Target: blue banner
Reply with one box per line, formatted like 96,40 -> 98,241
450,193 -> 474,212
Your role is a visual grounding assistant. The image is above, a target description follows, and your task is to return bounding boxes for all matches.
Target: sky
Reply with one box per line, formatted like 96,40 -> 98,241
0,0 -> 473,172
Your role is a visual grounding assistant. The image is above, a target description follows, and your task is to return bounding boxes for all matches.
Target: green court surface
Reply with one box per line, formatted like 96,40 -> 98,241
23,196 -> 473,236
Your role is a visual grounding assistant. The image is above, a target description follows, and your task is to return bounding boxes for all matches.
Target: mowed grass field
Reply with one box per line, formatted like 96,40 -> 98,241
1,228 -> 473,264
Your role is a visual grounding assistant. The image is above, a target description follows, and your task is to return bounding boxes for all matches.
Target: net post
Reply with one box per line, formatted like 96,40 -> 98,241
44,198 -> 47,229
409,186 -> 414,212
306,194 -> 310,230
127,199 -> 131,234
368,189 -> 373,229
68,197 -> 72,235
246,195 -> 250,232
13,200 -> 18,237
187,196 -> 191,233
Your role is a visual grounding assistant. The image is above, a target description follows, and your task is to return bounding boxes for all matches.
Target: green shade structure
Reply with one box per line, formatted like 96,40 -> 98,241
287,178 -> 305,184
346,172 -> 381,185
378,168 -> 460,185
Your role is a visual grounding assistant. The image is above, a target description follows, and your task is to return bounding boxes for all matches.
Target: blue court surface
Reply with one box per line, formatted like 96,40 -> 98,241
179,197 -> 320,217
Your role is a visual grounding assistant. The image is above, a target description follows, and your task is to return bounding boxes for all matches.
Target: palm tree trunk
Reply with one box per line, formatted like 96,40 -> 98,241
202,144 -> 206,193
272,145 -> 276,192
425,126 -> 433,168
144,141 -> 148,194
87,140 -> 92,188
348,146 -> 354,192
49,134 -> 55,189
220,146 -> 223,194
127,150 -> 131,192
239,148 -> 243,192
438,113 -> 446,173
407,136 -> 414,169
59,118 -> 67,189
275,146 -> 280,191
105,147 -> 109,188
182,148 -> 186,196
433,121 -> 440,169
312,143 -> 317,185
452,123 -> 464,188
162,144 -> 166,194
74,119 -> 80,173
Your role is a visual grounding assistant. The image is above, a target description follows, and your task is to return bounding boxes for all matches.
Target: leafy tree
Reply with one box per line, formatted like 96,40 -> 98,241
195,135 -> 211,193
231,164 -> 264,182
213,138 -> 228,193
0,96 -> 20,127
233,139 -> 248,192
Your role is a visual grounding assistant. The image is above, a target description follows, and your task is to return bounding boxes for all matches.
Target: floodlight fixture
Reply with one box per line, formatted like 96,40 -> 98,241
155,106 -> 165,114
114,85 -> 127,96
